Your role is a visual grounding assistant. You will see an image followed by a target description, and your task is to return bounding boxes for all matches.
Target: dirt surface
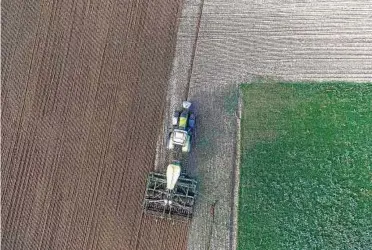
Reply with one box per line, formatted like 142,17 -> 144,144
1,0 -> 189,249
161,0 -> 372,250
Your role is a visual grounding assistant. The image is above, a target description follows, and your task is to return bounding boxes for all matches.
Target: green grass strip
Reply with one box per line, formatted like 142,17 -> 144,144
238,82 -> 372,249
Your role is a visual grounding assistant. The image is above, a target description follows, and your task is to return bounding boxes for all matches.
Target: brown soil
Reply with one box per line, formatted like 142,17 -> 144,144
1,0 -> 188,249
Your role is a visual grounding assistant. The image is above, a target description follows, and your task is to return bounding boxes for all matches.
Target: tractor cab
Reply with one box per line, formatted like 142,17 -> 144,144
173,129 -> 188,145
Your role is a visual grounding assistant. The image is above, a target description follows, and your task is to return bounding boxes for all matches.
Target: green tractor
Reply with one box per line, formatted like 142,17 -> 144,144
167,101 -> 195,153
143,101 -> 197,220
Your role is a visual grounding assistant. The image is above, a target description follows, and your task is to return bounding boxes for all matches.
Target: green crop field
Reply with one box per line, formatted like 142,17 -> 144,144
238,82 -> 372,249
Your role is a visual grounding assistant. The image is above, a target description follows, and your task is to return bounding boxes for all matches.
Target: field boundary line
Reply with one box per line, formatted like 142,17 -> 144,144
230,88 -> 242,250
185,0 -> 205,100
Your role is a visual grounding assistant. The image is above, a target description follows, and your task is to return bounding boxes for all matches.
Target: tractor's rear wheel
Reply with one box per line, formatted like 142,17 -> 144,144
182,137 -> 191,153
168,133 -> 175,150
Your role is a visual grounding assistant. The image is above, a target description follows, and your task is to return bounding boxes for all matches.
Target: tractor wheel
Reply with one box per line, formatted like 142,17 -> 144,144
182,137 -> 191,153
172,111 -> 180,126
168,134 -> 175,150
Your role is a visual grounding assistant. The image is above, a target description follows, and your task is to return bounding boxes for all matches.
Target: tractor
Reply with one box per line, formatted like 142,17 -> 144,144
143,100 -> 197,220
167,101 -> 195,153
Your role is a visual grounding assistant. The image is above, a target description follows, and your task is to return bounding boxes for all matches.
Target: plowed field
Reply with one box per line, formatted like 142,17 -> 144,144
1,0 -> 189,249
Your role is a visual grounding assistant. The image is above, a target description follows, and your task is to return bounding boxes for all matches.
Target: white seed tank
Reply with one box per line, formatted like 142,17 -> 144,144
166,163 -> 181,190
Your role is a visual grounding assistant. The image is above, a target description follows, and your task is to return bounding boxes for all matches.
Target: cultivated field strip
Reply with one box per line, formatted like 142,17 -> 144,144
136,215 -> 189,250
160,0 -> 372,249
191,0 -> 372,84
2,0 -> 186,249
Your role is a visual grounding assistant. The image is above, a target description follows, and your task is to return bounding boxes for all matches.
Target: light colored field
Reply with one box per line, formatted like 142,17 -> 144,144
162,0 -> 372,249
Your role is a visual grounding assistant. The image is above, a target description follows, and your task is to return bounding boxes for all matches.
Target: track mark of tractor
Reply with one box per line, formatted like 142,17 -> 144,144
185,0 -> 205,101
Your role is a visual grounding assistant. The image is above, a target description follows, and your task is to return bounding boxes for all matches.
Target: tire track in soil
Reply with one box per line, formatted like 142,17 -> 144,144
2,0 -> 187,249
